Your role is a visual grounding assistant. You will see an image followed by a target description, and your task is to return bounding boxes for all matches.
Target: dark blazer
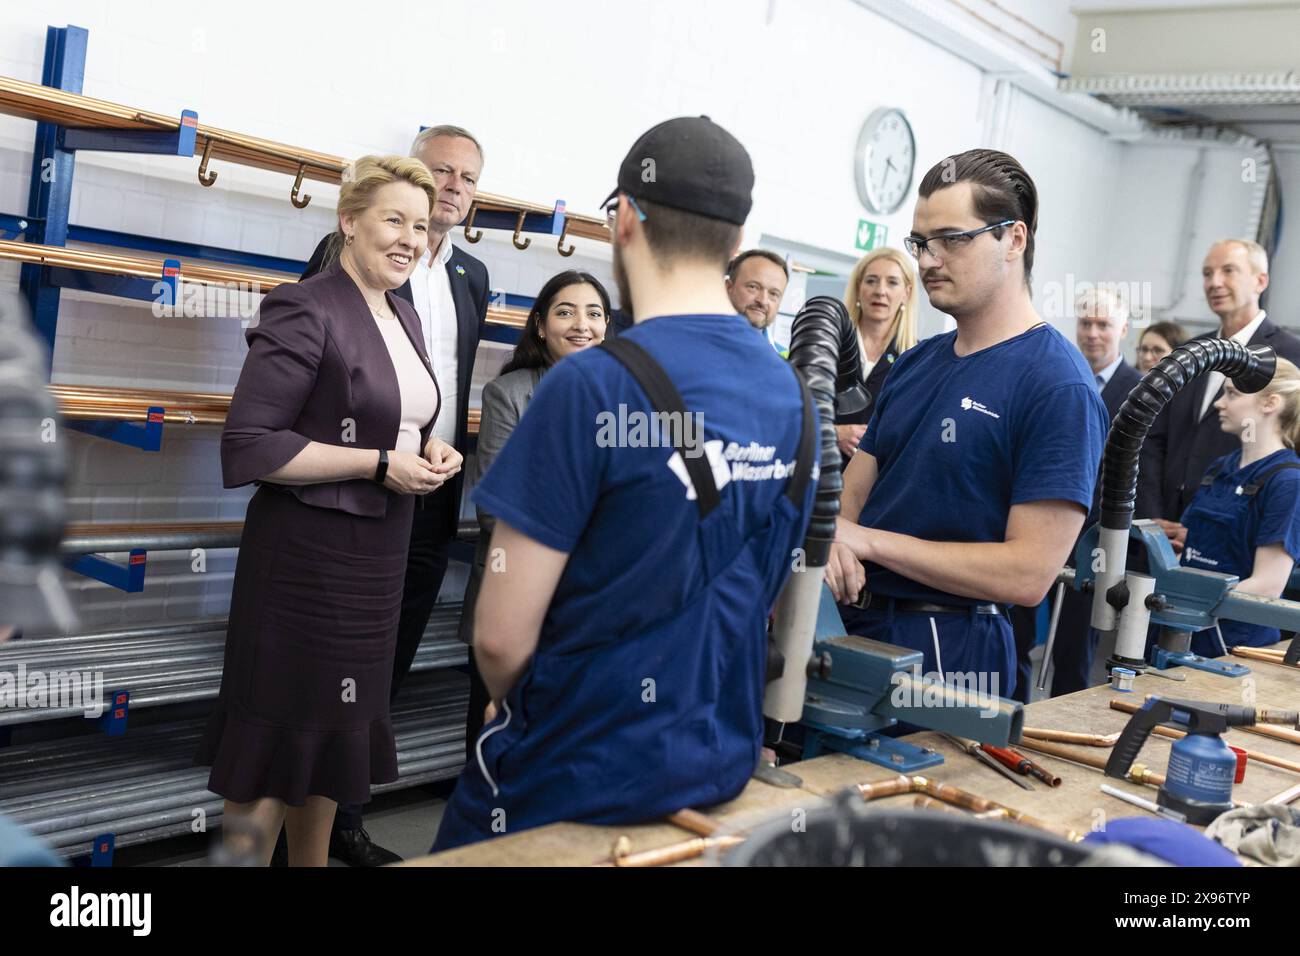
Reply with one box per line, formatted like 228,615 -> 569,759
302,235 -> 490,530
457,365 -> 545,645
835,338 -> 900,429
222,260 -> 441,518
1101,357 -> 1142,422
1137,317 -> 1300,521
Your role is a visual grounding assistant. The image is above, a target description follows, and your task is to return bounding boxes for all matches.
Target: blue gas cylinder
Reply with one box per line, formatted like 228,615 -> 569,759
1162,732 -> 1237,820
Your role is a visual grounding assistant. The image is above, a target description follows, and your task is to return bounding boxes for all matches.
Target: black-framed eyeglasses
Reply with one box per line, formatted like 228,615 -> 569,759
603,194 -> 648,229
904,220 -> 1015,260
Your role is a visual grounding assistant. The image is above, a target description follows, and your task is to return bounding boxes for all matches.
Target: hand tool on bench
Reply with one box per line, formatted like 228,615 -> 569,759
941,733 -> 1034,790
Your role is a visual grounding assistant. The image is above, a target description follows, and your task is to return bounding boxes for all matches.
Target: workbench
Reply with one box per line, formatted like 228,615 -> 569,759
401,655 -> 1300,866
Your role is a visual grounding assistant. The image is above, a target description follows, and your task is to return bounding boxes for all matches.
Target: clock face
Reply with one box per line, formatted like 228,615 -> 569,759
855,108 -> 915,215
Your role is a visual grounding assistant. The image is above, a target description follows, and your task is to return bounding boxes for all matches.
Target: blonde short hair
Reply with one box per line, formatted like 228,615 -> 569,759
1259,358 -> 1300,450
326,155 -> 436,262
844,247 -> 919,353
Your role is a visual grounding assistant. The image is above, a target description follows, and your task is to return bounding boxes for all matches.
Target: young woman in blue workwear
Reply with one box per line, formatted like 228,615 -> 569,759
1170,357 -> 1300,655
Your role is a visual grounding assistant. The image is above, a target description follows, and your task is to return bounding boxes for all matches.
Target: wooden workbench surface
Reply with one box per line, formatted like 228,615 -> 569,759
401,655 -> 1300,867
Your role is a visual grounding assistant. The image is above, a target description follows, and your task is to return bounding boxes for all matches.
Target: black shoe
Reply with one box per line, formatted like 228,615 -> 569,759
329,826 -> 402,867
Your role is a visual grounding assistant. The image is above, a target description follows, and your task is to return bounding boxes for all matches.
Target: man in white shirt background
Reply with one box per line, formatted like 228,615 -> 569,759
1139,238 -> 1300,525
299,125 -> 491,866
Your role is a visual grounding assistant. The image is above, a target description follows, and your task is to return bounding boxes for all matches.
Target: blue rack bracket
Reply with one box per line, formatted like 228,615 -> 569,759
90,832 -> 115,867
97,689 -> 129,736
66,549 -> 148,593
62,109 -> 198,157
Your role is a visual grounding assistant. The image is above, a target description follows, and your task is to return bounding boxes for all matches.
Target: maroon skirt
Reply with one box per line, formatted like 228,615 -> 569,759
195,483 -> 413,806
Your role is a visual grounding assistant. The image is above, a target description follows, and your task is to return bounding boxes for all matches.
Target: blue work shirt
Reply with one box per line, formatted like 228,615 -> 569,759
1180,447 -> 1300,650
857,323 -> 1108,605
433,313 -> 817,851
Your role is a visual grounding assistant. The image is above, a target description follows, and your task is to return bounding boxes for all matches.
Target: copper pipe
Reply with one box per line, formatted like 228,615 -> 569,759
64,520 -> 245,540
601,834 -> 744,867
913,795 -> 1009,821
977,0 -> 1065,54
943,0 -> 1062,71
1,239 -> 527,337
53,384 -> 482,434
0,75 -> 611,233
1231,646 -> 1294,667
1266,781 -> 1300,805
854,774 -> 917,802
1023,727 -> 1120,747
913,777 -> 1081,841
1109,699 -> 1300,748
665,808 -> 721,837
1014,738 -> 1166,788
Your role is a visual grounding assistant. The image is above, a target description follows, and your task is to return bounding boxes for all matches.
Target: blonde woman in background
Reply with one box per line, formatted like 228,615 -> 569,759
835,247 -> 921,465
1166,358 -> 1300,655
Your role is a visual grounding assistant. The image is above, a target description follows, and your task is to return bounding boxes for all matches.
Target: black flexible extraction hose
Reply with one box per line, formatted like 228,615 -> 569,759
785,295 -> 864,566
1100,338 -> 1275,532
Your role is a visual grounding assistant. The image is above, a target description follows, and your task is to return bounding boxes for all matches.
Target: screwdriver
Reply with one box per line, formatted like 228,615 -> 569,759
982,744 -> 1062,787
940,734 -> 1035,791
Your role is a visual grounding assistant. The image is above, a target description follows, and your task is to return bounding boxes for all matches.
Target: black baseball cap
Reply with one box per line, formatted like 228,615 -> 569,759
601,116 -> 754,226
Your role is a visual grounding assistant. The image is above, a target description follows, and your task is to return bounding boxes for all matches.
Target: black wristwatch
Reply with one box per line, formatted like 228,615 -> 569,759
373,449 -> 389,484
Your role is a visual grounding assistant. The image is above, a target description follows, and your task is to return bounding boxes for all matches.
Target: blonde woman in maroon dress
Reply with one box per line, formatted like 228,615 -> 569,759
197,155 -> 462,866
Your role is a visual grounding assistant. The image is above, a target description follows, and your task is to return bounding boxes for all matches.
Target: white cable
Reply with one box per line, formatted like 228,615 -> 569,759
474,699 -> 513,798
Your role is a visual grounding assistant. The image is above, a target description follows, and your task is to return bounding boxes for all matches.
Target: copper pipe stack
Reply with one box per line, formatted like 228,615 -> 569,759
64,520 -> 245,540
486,306 -> 527,329
0,238 -> 529,336
0,75 -> 612,237
51,384 -> 231,425
1231,646 -> 1295,667
0,238 -> 290,290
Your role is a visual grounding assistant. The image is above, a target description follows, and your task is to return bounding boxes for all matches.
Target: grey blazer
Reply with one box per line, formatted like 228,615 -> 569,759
459,364 -> 545,643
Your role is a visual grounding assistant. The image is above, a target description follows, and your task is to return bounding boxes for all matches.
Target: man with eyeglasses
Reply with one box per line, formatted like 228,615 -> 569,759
823,149 -> 1108,703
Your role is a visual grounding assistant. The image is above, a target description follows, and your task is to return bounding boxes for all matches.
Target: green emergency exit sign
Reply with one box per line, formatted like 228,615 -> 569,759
855,218 -> 888,252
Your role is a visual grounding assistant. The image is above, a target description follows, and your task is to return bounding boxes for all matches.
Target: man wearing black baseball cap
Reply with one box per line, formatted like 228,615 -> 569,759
431,117 -> 818,851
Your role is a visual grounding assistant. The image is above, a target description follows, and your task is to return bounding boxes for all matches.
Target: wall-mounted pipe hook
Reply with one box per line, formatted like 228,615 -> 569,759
197,139 -> 217,187
290,162 -> 312,209
512,210 -> 531,250
463,203 -> 483,243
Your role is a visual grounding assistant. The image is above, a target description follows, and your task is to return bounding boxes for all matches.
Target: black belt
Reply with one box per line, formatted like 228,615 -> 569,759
895,600 -> 1002,617
853,588 -> 1001,616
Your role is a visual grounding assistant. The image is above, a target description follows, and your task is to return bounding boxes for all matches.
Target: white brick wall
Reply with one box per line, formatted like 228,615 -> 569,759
1,0 -> 1271,638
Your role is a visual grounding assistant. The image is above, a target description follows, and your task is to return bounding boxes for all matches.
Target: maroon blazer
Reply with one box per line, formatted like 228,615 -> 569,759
222,260 -> 442,518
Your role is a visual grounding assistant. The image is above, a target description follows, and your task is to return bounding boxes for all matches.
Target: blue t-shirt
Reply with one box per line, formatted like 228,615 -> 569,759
857,323 -> 1108,605
1181,447 -> 1300,578
460,312 -> 816,835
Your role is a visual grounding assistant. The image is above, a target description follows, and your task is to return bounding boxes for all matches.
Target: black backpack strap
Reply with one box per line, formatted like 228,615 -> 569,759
599,338 -> 720,518
785,370 -> 816,505
1239,462 -> 1300,497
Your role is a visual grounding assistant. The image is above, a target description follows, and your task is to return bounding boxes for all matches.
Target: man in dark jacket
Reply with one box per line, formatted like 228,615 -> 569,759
299,125 -> 490,865
1011,287 -> 1142,699
1138,239 -> 1300,527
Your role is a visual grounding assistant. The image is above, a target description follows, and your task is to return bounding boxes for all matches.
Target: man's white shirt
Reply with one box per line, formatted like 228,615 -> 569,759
408,234 -> 459,446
